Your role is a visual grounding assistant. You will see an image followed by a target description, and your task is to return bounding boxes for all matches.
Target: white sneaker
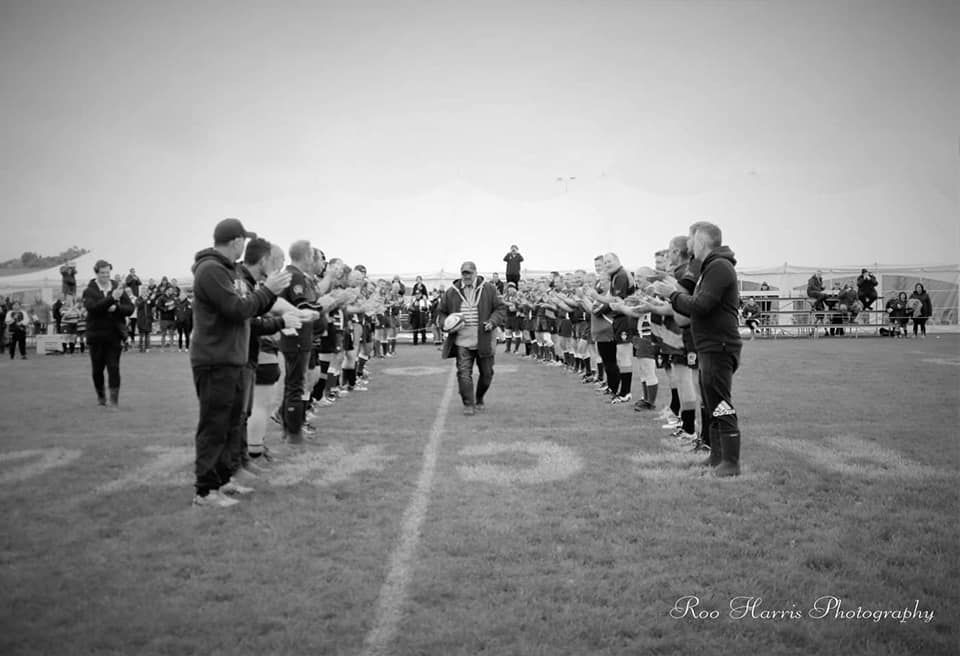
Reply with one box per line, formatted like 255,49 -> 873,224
661,417 -> 682,429
192,490 -> 239,508
232,467 -> 259,484
610,393 -> 633,404
221,481 -> 255,495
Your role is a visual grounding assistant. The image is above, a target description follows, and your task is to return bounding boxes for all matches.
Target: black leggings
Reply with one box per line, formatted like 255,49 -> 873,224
913,318 -> 927,336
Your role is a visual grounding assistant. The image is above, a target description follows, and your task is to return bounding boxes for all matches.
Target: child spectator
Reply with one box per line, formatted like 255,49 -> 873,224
175,290 -> 193,351
135,295 -> 154,352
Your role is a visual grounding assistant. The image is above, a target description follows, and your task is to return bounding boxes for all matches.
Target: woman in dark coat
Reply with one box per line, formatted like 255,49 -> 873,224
909,283 -> 933,338
82,260 -> 134,407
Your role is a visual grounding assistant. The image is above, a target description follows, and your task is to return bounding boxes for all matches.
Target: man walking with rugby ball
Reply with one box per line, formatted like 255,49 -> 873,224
438,261 -> 507,415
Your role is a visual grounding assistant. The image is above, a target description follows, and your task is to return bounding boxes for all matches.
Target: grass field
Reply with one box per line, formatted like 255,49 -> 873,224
1,336 -> 958,655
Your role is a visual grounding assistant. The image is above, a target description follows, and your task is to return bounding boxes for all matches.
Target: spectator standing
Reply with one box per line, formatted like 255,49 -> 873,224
61,295 -> 81,355
135,294 -> 154,352
409,286 -> 430,345
157,287 -> 178,349
0,299 -> 7,349
5,301 -> 29,359
60,261 -> 77,297
175,289 -> 193,351
52,296 -> 64,334
758,281 -> 773,334
503,245 -> 524,286
653,221 -> 743,477
491,272 -> 505,294
82,260 -> 134,408
910,283 -> 933,338
125,268 -> 142,297
190,218 -> 290,508
31,297 -> 51,335
411,275 -> 428,298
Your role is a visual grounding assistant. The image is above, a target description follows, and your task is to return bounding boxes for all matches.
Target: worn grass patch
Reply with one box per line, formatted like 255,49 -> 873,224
1,336 -> 958,655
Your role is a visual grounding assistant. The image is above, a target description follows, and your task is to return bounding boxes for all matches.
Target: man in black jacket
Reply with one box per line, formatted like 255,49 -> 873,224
653,221 -> 743,476
190,218 -> 291,508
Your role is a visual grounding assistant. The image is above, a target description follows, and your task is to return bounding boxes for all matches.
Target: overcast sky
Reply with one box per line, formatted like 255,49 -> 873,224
1,0 -> 957,278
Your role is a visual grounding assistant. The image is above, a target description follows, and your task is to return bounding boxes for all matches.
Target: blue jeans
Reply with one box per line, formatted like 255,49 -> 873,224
456,346 -> 494,407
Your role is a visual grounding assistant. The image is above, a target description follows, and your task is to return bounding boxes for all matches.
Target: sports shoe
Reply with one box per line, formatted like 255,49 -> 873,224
611,394 -> 633,404
675,431 -> 697,443
269,410 -> 282,426
463,405 -> 475,416
303,423 -> 318,436
633,400 -> 655,411
243,460 -> 271,476
192,490 -> 239,508
232,467 -> 259,484
319,396 -> 336,407
220,481 -> 254,496
661,416 -> 682,429
475,403 -> 486,412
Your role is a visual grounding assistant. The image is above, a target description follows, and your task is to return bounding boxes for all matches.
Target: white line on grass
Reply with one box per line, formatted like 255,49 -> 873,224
361,366 -> 456,656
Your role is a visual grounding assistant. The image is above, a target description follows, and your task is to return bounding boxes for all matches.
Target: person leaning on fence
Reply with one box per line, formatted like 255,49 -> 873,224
652,221 -> 743,477
806,269 -> 828,322
82,259 -> 134,408
909,283 -> 932,338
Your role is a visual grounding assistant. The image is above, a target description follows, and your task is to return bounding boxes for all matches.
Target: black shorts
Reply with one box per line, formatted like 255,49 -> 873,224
632,336 -> 658,358
573,321 -> 590,341
558,319 -> 573,338
317,330 -> 344,354
255,363 -> 281,385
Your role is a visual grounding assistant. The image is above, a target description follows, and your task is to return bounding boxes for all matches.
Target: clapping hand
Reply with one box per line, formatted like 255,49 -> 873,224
282,312 -> 303,331
265,269 -> 292,294
650,278 -> 680,298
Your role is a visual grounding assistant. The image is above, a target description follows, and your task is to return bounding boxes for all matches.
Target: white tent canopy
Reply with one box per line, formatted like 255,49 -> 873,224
0,252 -> 193,303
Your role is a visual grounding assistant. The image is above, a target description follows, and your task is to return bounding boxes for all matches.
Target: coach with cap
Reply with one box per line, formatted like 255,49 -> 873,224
189,218 -> 292,508
438,261 -> 507,415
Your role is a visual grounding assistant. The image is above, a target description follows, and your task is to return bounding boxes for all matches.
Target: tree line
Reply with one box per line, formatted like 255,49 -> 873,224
0,246 -> 90,269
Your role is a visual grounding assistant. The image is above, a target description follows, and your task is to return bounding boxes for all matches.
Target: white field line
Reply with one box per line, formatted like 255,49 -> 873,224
361,366 -> 456,656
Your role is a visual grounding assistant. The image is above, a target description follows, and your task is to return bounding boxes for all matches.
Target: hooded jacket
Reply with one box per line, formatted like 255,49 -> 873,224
189,248 -> 277,367
669,246 -> 742,353
437,276 -> 507,358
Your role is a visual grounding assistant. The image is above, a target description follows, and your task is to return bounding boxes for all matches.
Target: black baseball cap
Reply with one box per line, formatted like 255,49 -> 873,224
214,218 -> 257,243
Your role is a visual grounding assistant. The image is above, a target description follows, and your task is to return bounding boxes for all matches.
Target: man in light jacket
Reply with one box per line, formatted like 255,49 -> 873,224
438,261 -> 507,415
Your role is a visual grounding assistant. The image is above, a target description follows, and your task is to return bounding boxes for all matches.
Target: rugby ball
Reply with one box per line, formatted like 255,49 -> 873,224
443,313 -> 465,333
